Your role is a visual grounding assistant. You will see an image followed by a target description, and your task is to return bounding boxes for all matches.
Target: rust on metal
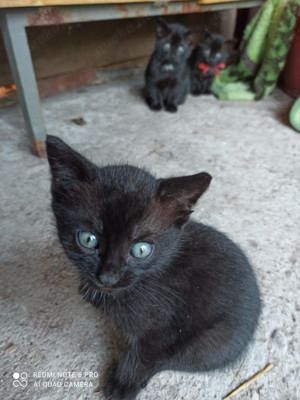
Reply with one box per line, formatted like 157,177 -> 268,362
27,7 -> 69,26
32,140 -> 47,158
162,4 -> 169,15
117,4 -> 129,17
115,2 -> 205,18
182,2 -> 200,13
24,1 -> 264,26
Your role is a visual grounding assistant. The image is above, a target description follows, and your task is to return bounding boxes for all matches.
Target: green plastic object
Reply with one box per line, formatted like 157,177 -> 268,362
212,0 -> 300,101
290,97 -> 300,132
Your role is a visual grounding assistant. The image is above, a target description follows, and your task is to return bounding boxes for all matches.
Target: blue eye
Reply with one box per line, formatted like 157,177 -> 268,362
77,231 -> 98,250
131,242 -> 153,259
163,42 -> 171,52
215,52 -> 222,61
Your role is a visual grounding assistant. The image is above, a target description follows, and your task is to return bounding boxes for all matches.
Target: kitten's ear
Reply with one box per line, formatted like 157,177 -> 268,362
224,38 -> 237,50
184,29 -> 195,46
156,172 -> 212,226
203,28 -> 212,41
156,18 -> 170,38
46,135 -> 96,183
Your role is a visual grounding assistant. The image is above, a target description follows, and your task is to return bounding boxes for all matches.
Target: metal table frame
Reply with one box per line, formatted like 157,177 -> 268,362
0,1 -> 262,156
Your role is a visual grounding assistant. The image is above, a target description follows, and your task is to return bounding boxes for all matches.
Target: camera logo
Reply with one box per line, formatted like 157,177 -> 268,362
12,372 -> 28,388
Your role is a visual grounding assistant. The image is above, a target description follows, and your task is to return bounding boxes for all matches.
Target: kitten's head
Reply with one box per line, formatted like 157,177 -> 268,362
155,19 -> 194,71
195,31 -> 231,67
46,136 -> 211,296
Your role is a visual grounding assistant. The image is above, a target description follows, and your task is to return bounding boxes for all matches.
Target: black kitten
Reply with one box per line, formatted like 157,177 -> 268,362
46,135 -> 261,400
190,31 -> 230,95
144,19 -> 193,112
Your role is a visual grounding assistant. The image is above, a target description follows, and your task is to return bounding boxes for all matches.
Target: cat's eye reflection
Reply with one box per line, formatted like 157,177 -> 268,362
177,45 -> 184,54
203,48 -> 210,57
215,52 -> 222,61
163,42 -> 171,52
131,242 -> 153,259
77,230 -> 98,250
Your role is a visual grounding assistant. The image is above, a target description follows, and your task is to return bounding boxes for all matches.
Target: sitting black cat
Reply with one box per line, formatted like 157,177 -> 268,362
46,135 -> 261,400
190,31 -> 230,95
145,19 -> 193,112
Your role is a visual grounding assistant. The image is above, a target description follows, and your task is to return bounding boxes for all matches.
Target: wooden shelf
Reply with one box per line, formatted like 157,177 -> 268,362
0,0 -> 248,8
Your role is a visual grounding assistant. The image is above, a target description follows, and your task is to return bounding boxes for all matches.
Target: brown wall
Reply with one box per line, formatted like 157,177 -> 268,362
0,12 -> 234,86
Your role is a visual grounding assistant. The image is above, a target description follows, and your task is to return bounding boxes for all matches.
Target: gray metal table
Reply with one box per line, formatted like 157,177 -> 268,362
0,1 -> 263,156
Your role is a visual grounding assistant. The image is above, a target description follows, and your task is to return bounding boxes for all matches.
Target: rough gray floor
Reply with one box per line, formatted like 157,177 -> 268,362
0,79 -> 299,400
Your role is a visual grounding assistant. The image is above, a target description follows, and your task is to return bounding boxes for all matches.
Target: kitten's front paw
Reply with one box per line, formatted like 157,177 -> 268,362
103,364 -> 140,400
191,89 -> 201,96
104,380 -> 139,400
103,363 -> 117,399
145,97 -> 162,111
149,103 -> 162,111
165,104 -> 178,113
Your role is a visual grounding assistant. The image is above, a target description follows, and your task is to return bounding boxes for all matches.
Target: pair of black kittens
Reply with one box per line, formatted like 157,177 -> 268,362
47,135 -> 261,400
145,19 -> 231,112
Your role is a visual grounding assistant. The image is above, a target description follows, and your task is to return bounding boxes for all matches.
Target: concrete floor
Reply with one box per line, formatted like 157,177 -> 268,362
0,78 -> 299,400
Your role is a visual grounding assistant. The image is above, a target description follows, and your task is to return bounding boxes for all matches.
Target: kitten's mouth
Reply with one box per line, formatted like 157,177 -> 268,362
162,63 -> 175,72
82,277 -> 133,295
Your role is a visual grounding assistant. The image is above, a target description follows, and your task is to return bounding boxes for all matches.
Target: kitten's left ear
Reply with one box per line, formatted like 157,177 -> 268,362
46,135 -> 96,183
156,172 -> 212,226
156,18 -> 170,38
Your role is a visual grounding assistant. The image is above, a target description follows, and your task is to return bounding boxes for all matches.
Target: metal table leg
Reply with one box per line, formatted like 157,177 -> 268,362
0,9 -> 46,157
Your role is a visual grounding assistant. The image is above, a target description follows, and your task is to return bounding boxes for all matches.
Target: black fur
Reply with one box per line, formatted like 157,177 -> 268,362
190,31 -> 231,95
46,135 -> 261,400
144,19 -> 193,113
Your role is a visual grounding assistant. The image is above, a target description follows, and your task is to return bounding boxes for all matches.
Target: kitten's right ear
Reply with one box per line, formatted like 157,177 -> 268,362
156,18 -> 170,38
46,135 -> 96,183
203,28 -> 212,41
224,38 -> 237,50
184,29 -> 196,46
155,172 -> 212,227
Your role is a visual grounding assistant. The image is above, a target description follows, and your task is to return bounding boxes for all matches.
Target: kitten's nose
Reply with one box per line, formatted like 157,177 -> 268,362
99,272 -> 120,287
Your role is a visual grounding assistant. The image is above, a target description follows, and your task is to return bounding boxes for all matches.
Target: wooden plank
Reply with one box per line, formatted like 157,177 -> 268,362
0,0 -> 245,7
